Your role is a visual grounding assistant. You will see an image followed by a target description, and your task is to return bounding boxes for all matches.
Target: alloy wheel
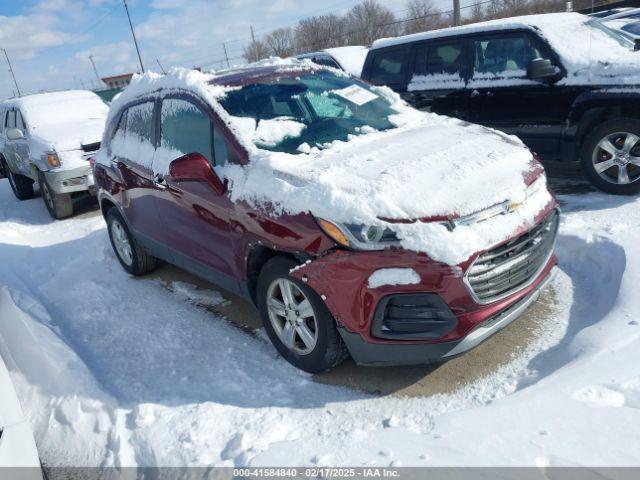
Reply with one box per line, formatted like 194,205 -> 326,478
592,131 -> 640,185
110,219 -> 134,266
266,278 -> 318,355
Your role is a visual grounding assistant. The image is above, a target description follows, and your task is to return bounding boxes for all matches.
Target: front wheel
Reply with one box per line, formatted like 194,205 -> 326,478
3,159 -> 34,200
581,118 -> 640,195
257,257 -> 348,373
38,172 -> 73,219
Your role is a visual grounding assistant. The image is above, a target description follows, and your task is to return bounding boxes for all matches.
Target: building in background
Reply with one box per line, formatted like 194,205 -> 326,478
100,73 -> 134,89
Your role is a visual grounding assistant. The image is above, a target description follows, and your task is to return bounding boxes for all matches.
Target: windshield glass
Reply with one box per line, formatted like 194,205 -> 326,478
219,72 -> 399,154
586,19 -> 636,48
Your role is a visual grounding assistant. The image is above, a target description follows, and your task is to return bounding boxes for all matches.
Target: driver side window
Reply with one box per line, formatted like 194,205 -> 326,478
472,34 -> 551,80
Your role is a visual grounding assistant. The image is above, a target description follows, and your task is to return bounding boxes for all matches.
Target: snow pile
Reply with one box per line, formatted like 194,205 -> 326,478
368,268 -> 421,289
1,182 -> 640,467
97,66 -> 551,265
408,73 -> 465,91
324,46 -> 369,77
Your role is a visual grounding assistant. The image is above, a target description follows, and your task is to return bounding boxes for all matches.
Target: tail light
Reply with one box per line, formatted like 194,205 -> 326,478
88,156 -> 96,168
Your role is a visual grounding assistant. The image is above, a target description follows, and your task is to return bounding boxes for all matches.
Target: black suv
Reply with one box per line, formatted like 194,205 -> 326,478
361,12 -> 640,194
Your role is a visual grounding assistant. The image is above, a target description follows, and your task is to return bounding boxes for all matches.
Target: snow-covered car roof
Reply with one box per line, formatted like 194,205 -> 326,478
371,12 -> 640,85
1,89 -> 103,110
324,46 -> 369,76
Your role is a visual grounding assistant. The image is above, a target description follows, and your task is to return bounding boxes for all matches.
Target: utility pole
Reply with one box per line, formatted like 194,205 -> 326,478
1,48 -> 21,97
250,25 -> 256,45
88,54 -> 102,87
453,0 -> 461,26
123,0 -> 145,73
156,59 -> 167,74
222,42 -> 230,68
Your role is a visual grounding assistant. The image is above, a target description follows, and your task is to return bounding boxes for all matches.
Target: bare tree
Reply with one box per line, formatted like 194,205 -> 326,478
243,39 -> 270,63
294,14 -> 346,53
266,27 -> 295,57
344,0 -> 399,46
403,0 -> 444,35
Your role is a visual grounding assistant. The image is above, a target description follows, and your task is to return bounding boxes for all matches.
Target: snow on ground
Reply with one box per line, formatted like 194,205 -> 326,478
0,180 -> 639,467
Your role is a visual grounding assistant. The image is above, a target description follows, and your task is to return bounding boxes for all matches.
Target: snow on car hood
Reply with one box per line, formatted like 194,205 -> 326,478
220,109 -> 553,265
32,117 -> 105,153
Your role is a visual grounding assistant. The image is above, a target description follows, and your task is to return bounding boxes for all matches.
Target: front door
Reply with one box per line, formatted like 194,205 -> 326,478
461,32 -> 577,158
12,109 -> 31,176
154,96 -> 242,292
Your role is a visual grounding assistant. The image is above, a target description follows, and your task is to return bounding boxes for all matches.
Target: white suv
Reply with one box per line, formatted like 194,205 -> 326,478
0,91 -> 108,219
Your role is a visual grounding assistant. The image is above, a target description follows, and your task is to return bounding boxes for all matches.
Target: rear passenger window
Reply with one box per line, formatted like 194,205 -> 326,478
161,98 -> 213,164
369,49 -> 407,85
409,42 -> 464,91
126,102 -> 155,142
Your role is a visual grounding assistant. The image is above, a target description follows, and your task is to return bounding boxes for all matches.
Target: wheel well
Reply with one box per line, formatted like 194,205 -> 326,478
246,246 -> 298,304
100,198 -> 117,220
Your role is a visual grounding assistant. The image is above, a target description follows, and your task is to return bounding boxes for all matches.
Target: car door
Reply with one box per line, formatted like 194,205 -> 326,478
12,109 -> 31,176
155,95 -> 243,292
404,39 -> 469,116
110,100 -> 163,242
462,31 -> 579,158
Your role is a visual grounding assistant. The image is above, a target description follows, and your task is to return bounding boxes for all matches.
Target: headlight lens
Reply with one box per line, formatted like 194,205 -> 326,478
526,172 -> 547,197
316,218 -> 399,250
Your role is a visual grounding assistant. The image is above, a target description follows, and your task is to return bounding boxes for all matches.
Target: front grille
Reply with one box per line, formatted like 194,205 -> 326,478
466,209 -> 559,304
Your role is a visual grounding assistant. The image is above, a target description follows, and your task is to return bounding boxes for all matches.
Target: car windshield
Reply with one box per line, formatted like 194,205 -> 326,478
218,72 -> 399,154
586,19 -> 636,48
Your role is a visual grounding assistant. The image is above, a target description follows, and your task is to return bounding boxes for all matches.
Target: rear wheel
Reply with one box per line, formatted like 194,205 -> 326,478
3,159 -> 34,200
257,257 -> 348,373
106,208 -> 158,275
581,118 -> 640,195
38,172 -> 73,219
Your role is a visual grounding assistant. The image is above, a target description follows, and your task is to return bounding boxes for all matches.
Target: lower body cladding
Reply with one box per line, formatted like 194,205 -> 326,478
44,164 -> 95,195
290,210 -> 559,366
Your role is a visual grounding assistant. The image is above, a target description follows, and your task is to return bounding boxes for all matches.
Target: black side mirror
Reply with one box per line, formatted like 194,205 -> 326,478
526,58 -> 557,80
635,39 -> 640,51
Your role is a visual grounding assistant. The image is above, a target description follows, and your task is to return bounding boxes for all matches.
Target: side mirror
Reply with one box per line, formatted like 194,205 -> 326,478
526,58 -> 557,81
168,152 -> 227,195
635,39 -> 640,52
6,128 -> 25,141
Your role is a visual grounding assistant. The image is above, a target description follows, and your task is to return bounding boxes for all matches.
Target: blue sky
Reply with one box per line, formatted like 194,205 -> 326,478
0,0 -> 461,100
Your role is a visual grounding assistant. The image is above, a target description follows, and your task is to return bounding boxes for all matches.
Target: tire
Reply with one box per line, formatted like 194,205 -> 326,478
3,158 -> 34,200
580,118 -> 640,195
38,172 -> 73,219
106,207 -> 158,276
257,257 -> 348,373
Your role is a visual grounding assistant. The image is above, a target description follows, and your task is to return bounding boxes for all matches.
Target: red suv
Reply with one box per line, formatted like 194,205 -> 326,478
93,63 -> 559,373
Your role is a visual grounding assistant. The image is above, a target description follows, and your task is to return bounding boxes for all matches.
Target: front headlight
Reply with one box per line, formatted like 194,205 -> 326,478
525,172 -> 547,198
316,218 -> 400,250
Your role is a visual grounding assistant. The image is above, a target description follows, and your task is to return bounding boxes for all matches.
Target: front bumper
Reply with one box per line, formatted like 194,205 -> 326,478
338,266 -> 557,366
44,164 -> 94,194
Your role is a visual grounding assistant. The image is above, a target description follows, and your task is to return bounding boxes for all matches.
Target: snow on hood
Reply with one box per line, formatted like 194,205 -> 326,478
100,66 -> 553,266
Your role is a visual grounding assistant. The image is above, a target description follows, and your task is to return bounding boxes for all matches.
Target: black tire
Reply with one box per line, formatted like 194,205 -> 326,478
38,172 -> 73,219
3,158 -> 34,200
106,207 -> 158,276
257,256 -> 348,373
580,118 -> 640,195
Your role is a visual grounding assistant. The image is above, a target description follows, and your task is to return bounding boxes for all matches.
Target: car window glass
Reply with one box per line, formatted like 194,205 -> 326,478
6,110 -> 16,129
161,98 -> 213,164
15,110 -> 25,132
313,56 -> 341,69
409,42 -> 464,91
0,111 -> 4,133
473,35 -> 550,78
213,128 -> 239,166
369,49 -> 407,85
126,101 -> 154,142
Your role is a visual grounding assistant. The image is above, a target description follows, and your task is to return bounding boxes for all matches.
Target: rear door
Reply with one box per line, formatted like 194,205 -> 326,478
3,110 -> 19,173
154,95 -> 243,292
404,39 -> 469,116
110,100 -> 163,242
